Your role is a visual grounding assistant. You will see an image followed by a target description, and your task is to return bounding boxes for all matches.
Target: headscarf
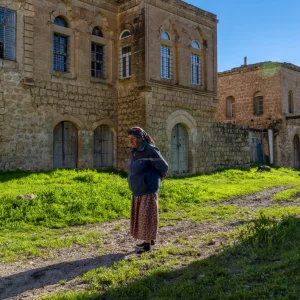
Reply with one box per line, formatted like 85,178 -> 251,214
128,126 -> 155,145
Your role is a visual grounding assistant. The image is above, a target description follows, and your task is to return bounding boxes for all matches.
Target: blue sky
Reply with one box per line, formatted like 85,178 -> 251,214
185,0 -> 300,72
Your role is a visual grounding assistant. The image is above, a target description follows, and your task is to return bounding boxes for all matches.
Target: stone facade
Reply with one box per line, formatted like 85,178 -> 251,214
216,62 -> 300,168
0,0 -> 250,174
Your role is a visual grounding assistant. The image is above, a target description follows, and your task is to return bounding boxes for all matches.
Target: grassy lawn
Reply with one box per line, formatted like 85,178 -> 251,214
1,167 -> 300,299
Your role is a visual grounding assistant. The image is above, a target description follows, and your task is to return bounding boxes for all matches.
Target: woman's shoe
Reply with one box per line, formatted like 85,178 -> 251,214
136,240 -> 155,248
136,243 -> 151,255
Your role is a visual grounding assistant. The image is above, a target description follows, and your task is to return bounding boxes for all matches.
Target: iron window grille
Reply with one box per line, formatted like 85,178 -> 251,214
53,33 -> 68,72
91,43 -> 105,79
191,55 -> 200,85
0,7 -> 16,61
120,45 -> 131,79
160,45 -> 171,79
253,96 -> 263,115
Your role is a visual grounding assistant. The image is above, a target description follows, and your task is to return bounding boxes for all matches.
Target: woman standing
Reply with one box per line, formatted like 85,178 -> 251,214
127,127 -> 169,254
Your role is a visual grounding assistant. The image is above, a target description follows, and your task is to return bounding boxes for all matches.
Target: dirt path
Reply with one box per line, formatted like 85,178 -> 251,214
1,186 -> 299,300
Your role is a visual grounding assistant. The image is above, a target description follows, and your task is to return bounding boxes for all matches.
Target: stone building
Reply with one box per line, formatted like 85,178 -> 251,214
0,0 -> 250,174
215,61 -> 300,168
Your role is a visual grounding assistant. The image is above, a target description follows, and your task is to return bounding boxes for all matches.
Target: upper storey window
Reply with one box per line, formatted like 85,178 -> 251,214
119,30 -> 131,79
0,7 -> 16,61
288,90 -> 294,113
54,16 -> 68,27
161,46 -> 171,79
53,17 -> 69,72
120,30 -> 131,39
161,31 -> 170,40
91,27 -> 105,79
226,96 -> 235,118
191,40 -> 200,49
92,26 -> 103,37
253,92 -> 264,116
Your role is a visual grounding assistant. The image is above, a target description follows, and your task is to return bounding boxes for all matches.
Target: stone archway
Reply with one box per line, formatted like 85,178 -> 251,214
53,121 -> 78,169
166,110 -> 197,174
294,135 -> 300,169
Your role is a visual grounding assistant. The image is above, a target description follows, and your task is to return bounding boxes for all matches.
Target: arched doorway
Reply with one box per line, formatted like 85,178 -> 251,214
53,121 -> 78,169
294,135 -> 300,169
171,123 -> 188,174
94,125 -> 113,169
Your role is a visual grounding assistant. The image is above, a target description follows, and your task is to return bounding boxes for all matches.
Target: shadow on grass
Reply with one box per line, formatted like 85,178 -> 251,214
0,252 -> 133,300
0,170 -> 32,183
77,215 -> 300,300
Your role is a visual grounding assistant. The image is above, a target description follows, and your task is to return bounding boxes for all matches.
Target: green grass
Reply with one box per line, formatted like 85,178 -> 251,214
1,167 -> 300,262
44,215 -> 300,300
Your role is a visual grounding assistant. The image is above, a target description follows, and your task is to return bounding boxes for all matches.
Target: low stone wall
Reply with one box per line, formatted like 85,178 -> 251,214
210,122 -> 250,171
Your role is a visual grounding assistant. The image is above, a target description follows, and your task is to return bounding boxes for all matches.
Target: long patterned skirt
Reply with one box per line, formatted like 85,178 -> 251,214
130,193 -> 158,241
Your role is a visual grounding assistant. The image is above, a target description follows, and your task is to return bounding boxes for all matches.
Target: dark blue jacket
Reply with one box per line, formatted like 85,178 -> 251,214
128,142 -> 169,196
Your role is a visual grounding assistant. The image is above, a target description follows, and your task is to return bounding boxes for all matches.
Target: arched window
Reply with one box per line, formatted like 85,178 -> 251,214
161,31 -> 170,40
288,90 -> 294,113
54,16 -> 68,27
91,26 -> 105,79
191,40 -> 200,49
92,26 -> 103,37
53,16 -> 69,72
226,96 -> 235,118
120,30 -> 131,39
253,92 -> 263,115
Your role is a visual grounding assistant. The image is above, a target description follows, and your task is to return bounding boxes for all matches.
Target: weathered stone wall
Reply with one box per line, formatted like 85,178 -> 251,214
211,123 -> 250,170
216,64 -> 282,129
0,0 -> 119,170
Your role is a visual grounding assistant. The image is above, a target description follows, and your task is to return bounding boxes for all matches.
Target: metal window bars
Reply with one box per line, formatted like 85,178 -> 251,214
120,45 -> 131,79
0,7 -> 16,61
53,34 -> 68,72
160,46 -> 171,79
191,55 -> 200,85
91,43 -> 105,79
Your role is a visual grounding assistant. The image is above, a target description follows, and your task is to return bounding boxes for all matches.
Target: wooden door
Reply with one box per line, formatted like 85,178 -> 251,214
171,124 -> 188,174
294,135 -> 300,169
53,122 -> 78,169
94,125 -> 113,169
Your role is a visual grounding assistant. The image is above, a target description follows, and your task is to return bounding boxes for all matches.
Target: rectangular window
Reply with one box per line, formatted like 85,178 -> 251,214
0,7 -> 16,61
120,45 -> 131,79
191,55 -> 200,85
91,43 -> 105,79
53,34 -> 68,72
253,96 -> 263,115
160,46 -> 171,79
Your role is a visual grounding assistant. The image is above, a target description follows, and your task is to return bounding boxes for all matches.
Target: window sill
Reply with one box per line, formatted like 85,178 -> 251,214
51,70 -> 76,79
90,77 -> 109,84
120,76 -> 132,81
0,58 -> 18,69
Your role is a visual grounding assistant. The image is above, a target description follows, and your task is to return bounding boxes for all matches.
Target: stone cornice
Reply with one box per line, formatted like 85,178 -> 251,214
145,0 -> 217,29
219,61 -> 300,77
78,0 -> 118,13
147,80 -> 217,97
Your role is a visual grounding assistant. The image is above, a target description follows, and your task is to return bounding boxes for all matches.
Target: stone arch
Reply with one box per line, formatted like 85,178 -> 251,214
118,23 -> 134,37
49,2 -> 78,29
158,18 -> 179,41
166,110 -> 197,174
89,11 -> 113,38
52,114 -> 85,130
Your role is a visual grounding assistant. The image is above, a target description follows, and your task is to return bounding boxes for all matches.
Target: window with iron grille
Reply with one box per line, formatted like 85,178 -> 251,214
120,45 -> 131,79
253,95 -> 263,115
53,34 -> 68,72
226,96 -> 235,118
0,7 -> 16,61
191,55 -> 200,85
160,46 -> 171,79
91,43 -> 105,79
